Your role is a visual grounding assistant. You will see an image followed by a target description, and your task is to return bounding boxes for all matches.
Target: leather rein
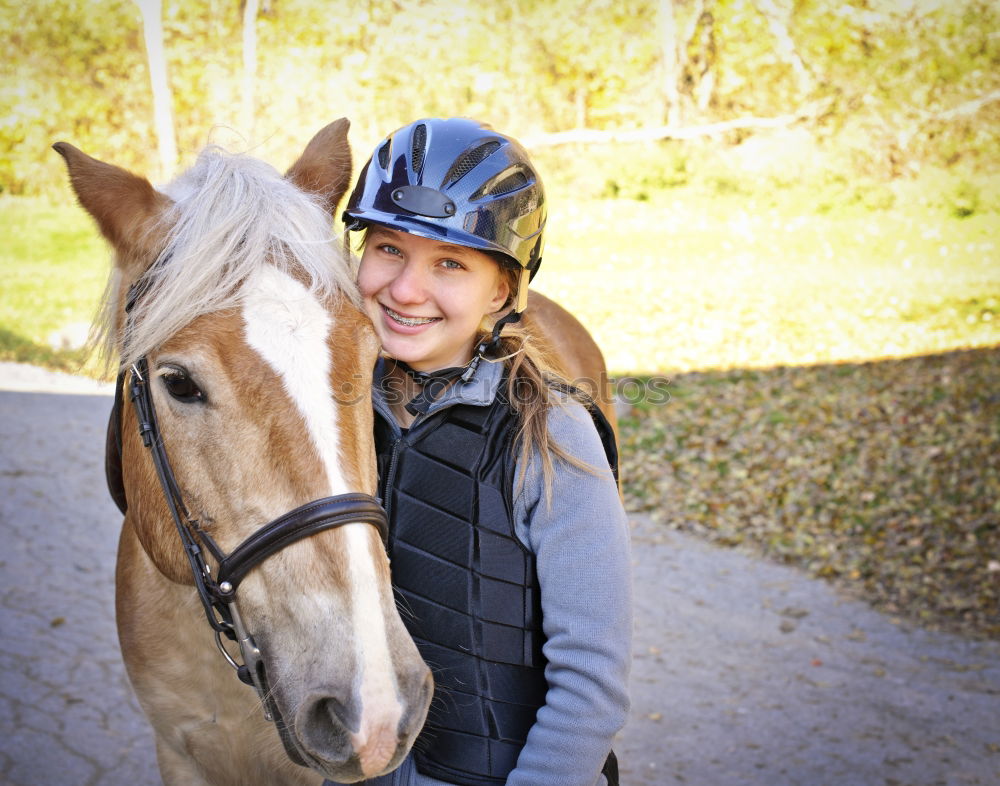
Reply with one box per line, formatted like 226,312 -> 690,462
118,283 -> 388,756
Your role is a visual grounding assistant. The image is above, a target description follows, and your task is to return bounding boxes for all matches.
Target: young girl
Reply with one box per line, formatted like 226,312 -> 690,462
333,117 -> 632,786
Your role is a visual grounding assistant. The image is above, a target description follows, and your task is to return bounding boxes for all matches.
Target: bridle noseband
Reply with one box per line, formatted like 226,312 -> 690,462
124,349 -> 387,761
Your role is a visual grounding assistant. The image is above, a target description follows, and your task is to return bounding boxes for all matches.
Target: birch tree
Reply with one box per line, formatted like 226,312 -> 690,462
241,0 -> 260,140
134,0 -> 177,181
659,0 -> 683,125
752,0 -> 813,95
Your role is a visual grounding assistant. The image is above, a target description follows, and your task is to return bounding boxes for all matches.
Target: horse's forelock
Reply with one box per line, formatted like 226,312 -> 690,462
109,146 -> 359,370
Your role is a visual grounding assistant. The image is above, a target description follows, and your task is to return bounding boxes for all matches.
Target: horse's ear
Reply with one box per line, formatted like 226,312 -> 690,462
285,118 -> 353,216
52,142 -> 169,268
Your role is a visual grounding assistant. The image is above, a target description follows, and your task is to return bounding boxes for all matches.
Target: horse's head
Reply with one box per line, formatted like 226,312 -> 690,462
54,121 -> 431,782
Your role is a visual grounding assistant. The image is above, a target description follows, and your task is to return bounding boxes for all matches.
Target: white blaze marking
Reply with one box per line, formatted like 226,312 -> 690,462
243,266 -> 348,495
242,267 -> 401,745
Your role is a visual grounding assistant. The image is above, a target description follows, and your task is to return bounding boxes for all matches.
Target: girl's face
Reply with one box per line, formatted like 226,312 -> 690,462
357,227 -> 510,372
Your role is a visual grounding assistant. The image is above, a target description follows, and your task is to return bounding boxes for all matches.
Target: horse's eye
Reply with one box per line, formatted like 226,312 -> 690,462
161,366 -> 205,403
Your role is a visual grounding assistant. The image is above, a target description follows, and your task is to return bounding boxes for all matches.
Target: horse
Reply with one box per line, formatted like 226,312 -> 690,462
54,119 -> 433,785
523,290 -> 618,444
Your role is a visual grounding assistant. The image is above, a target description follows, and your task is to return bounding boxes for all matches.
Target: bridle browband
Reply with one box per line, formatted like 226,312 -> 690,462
120,279 -> 388,764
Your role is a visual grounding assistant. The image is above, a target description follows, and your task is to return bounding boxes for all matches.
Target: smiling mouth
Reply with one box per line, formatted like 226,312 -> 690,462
382,305 -> 440,327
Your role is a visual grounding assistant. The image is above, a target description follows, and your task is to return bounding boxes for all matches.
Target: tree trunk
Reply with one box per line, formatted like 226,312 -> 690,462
134,0 -> 177,181
658,0 -> 682,126
752,0 -> 813,95
693,6 -> 716,113
241,0 -> 259,140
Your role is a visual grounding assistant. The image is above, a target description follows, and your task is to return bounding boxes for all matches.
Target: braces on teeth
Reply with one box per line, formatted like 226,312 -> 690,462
387,307 -> 436,326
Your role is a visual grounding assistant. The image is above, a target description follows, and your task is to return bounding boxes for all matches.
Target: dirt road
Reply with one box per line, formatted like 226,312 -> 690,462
1,362 -> 997,785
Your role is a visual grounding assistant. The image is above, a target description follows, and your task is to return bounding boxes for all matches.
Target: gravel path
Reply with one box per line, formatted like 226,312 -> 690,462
1,362 -> 998,786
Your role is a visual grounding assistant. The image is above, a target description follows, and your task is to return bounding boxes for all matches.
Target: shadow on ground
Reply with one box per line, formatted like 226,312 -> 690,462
620,345 -> 1000,639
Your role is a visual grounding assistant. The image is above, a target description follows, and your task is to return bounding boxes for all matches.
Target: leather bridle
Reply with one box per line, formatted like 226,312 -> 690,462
119,286 -> 388,763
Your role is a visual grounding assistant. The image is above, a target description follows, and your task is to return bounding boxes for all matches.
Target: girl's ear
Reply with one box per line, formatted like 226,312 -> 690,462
493,279 -> 510,312
490,269 -> 512,313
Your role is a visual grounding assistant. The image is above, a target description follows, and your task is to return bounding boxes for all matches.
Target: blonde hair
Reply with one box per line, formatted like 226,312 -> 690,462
488,265 -> 601,501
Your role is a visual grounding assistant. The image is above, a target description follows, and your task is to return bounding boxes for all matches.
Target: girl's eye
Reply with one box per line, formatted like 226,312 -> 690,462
378,244 -> 402,256
440,259 -> 464,270
161,366 -> 205,404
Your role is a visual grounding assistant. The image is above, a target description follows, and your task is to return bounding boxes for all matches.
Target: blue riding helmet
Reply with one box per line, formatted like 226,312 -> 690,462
343,118 -> 545,313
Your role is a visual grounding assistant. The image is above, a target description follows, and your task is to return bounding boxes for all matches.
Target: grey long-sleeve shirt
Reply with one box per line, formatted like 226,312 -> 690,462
330,359 -> 632,786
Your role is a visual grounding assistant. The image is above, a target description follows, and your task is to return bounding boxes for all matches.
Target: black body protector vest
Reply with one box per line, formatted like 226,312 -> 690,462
374,385 -> 619,786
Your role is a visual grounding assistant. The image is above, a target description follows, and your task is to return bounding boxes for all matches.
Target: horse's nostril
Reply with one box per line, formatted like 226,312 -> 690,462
313,695 -> 360,734
297,694 -> 356,761
397,667 -> 434,739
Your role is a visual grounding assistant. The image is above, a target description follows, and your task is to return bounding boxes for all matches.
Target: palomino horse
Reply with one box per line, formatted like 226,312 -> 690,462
524,290 -> 618,444
54,120 -> 432,785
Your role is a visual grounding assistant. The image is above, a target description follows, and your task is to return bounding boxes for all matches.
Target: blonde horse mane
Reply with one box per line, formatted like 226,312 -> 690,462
96,145 -> 359,371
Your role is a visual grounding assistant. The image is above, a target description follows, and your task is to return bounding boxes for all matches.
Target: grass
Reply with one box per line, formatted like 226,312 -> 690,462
0,195 -> 108,373
535,191 -> 1000,375
4,174 -> 998,376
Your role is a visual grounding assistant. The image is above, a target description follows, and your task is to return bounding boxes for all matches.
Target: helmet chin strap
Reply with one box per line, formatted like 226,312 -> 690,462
485,308 -> 522,352
395,309 -> 523,416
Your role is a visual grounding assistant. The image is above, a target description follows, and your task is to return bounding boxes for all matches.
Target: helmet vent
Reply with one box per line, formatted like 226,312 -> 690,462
442,140 -> 501,187
411,123 -> 427,175
377,140 -> 391,170
485,171 -> 529,197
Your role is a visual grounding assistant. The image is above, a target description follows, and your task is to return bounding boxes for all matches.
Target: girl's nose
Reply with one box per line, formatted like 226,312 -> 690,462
387,260 -> 428,305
